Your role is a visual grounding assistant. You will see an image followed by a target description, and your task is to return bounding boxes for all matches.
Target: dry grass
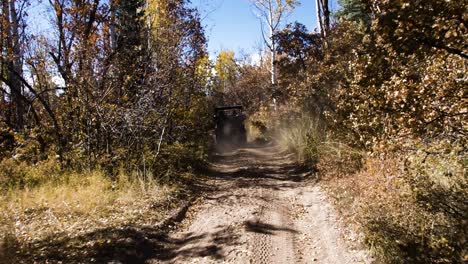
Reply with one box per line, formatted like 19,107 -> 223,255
0,168 -> 177,253
276,115 -> 325,164
275,115 -> 362,170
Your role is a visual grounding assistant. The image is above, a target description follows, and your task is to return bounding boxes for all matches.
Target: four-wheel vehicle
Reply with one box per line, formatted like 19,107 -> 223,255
214,106 -> 247,145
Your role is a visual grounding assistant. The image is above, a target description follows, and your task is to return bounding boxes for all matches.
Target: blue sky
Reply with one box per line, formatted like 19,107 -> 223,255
26,0 -> 339,59
191,0 -> 340,58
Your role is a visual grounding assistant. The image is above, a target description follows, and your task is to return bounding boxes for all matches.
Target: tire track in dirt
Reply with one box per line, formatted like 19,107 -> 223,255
248,188 -> 296,264
149,144 -> 371,264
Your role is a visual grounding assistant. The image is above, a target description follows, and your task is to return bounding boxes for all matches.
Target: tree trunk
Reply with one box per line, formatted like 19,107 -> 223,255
10,0 -> 23,130
321,0 -> 330,35
315,0 -> 324,37
267,0 -> 277,111
268,0 -> 276,86
0,1 -> 7,124
2,0 -> 24,130
110,0 -> 117,50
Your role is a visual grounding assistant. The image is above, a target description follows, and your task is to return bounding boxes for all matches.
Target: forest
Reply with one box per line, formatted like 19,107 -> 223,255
0,0 -> 466,263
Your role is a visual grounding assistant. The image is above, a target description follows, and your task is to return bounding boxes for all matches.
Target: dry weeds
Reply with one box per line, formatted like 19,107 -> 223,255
0,169 -> 179,261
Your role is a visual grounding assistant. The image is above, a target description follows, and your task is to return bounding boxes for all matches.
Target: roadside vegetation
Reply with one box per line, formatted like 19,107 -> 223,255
0,0 -> 211,260
263,0 -> 467,263
0,168 -> 178,258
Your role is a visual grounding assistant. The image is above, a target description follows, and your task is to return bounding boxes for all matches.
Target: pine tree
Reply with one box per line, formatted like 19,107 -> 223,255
114,0 -> 147,102
335,0 -> 371,28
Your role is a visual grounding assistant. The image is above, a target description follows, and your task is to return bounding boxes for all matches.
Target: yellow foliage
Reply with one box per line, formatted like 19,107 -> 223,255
215,50 -> 237,91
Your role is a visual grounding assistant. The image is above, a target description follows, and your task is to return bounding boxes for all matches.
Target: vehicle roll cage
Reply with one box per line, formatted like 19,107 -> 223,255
215,105 -> 243,111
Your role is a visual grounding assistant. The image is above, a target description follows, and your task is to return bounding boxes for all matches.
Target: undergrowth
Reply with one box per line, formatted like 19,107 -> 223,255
0,159 -> 183,261
0,124 -> 209,261
276,115 -> 467,264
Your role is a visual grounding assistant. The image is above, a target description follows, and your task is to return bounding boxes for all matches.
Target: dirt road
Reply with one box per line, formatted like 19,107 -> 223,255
151,144 -> 371,264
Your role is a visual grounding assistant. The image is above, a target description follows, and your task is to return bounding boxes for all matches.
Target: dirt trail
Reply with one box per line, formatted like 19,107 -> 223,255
151,144 -> 371,264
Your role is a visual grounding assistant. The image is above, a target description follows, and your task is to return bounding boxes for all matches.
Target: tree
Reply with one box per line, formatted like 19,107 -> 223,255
212,51 -> 271,114
370,0 -> 467,59
114,0 -> 147,101
249,0 -> 298,86
0,0 -> 213,179
315,0 -> 330,38
0,0 -> 27,130
335,0 -> 371,27
214,50 -> 237,94
275,22 -> 322,73
45,0 -> 107,163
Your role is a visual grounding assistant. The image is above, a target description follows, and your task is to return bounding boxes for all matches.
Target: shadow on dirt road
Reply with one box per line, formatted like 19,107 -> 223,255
154,144 -> 370,264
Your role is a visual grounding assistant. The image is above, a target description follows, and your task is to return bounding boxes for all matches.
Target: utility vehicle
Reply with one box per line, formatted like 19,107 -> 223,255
214,106 -> 247,145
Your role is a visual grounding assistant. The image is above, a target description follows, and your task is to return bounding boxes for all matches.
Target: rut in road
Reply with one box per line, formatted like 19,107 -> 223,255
150,144 -> 371,264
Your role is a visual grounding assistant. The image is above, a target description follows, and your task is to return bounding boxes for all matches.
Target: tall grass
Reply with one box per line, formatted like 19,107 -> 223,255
277,115 -> 325,164
0,162 -> 176,254
276,115 -> 362,168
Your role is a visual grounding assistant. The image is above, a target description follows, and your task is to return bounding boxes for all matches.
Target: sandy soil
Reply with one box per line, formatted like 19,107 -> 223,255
150,144 -> 371,264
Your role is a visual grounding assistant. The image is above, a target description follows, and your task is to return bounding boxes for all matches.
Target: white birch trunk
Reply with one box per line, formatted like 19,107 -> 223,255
110,0 -> 117,50
315,0 -> 325,37
268,0 -> 276,86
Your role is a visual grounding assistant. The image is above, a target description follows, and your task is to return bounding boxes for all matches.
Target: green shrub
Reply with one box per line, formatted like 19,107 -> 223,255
0,158 -> 61,190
